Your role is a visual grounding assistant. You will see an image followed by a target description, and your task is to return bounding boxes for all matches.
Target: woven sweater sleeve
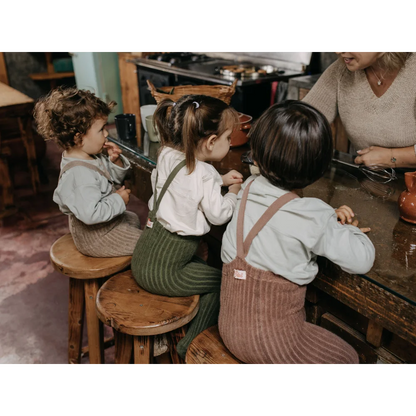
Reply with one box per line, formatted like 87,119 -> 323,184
302,59 -> 346,125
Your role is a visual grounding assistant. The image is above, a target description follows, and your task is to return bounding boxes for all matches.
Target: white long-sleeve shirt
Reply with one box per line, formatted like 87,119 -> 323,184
53,154 -> 130,225
221,175 -> 375,286
149,146 -> 237,236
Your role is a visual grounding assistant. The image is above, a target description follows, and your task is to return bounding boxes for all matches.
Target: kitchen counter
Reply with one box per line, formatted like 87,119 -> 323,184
109,130 -> 416,362
108,126 -> 251,202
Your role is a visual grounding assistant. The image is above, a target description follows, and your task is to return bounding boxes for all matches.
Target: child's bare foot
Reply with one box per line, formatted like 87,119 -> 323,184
195,240 -> 209,262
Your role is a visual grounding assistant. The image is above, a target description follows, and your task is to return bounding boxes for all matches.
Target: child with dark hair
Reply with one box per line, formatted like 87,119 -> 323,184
34,87 -> 142,257
131,94 -> 243,358
219,100 -> 375,364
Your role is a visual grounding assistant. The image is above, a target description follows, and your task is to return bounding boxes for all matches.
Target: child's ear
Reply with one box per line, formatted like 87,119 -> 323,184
205,134 -> 217,151
74,133 -> 83,147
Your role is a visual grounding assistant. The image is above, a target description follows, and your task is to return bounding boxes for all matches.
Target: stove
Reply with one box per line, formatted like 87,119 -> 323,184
133,52 -> 306,86
131,52 -> 310,118
144,52 -> 212,65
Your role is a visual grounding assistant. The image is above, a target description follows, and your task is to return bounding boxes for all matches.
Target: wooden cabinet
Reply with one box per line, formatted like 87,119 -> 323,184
305,285 -> 415,363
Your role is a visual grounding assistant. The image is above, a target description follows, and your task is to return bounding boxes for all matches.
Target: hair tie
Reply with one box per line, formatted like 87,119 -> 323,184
172,102 -> 176,107
193,101 -> 200,109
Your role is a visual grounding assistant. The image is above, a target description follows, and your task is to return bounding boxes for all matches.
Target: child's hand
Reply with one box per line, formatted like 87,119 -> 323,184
103,141 -> 122,165
336,205 -> 371,233
228,183 -> 241,195
222,170 -> 243,187
335,205 -> 355,225
116,186 -> 131,205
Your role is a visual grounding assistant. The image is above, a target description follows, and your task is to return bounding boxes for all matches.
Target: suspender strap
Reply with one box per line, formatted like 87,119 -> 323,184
151,159 -> 187,217
236,179 -> 299,259
58,160 -> 114,184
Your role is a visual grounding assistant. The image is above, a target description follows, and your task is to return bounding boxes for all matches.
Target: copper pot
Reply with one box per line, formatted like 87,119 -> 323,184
230,112 -> 252,147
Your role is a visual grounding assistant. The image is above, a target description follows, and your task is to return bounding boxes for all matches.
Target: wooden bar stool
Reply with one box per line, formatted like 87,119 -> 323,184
50,233 -> 131,364
185,325 -> 242,364
96,270 -> 200,364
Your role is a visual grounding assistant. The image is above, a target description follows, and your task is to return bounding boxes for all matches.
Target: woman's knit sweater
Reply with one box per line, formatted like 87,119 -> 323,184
303,53 -> 416,150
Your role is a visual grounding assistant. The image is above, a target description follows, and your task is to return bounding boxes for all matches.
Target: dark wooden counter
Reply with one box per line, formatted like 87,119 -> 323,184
109,129 -> 416,363
0,82 -> 40,220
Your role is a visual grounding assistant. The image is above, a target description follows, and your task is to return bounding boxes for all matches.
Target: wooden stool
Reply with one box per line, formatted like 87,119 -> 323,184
185,325 -> 242,364
50,233 -> 131,364
96,270 -> 200,364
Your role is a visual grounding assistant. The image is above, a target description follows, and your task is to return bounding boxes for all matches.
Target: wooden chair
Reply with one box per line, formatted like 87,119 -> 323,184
96,270 -> 200,364
185,325 -> 242,364
50,233 -> 131,364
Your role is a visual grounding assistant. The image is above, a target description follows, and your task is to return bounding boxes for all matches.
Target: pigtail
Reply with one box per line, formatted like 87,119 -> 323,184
161,94 -> 236,174
182,103 -> 200,173
153,99 -> 175,146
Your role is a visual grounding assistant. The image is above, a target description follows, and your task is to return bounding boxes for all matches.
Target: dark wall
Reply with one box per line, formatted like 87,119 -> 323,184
308,52 -> 338,74
320,52 -> 338,71
4,52 -> 75,99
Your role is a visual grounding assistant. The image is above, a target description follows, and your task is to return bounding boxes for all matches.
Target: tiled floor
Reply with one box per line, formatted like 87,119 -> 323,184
0,141 -> 149,363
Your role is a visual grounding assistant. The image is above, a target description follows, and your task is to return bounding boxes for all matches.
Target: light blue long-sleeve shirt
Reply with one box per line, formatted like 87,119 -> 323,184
53,154 -> 130,225
221,175 -> 376,285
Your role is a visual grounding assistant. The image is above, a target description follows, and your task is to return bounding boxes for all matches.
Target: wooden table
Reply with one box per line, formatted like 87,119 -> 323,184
108,131 -> 416,363
0,82 -> 39,218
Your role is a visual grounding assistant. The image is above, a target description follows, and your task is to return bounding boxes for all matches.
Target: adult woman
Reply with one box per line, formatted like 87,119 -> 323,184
303,52 -> 416,168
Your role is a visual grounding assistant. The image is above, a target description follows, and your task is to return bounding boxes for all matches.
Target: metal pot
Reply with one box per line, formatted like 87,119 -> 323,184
216,64 -> 283,79
230,112 -> 252,147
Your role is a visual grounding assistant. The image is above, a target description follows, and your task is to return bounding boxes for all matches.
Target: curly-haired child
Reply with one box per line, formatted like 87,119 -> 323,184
34,87 -> 142,257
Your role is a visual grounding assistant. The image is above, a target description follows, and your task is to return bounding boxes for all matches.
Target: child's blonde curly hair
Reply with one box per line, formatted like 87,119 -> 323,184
34,86 -> 116,149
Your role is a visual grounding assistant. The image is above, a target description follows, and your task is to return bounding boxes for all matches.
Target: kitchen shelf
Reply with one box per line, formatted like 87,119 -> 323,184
28,53 -> 75,89
29,71 -> 75,81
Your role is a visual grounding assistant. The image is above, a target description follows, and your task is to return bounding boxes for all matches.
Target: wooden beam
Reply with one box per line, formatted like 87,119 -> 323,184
0,53 -> 9,85
118,52 -> 142,147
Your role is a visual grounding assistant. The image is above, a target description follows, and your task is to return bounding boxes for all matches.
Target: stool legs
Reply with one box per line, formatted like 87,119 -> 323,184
84,279 -> 104,364
134,336 -> 154,364
68,278 -> 85,364
114,333 -> 154,364
68,277 -> 104,364
114,332 -> 133,364
169,327 -> 186,364
113,330 -> 188,364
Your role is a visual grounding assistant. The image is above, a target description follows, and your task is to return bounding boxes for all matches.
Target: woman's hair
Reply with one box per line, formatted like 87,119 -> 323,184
33,86 -> 116,149
153,94 -> 239,173
249,100 -> 333,191
378,52 -> 412,72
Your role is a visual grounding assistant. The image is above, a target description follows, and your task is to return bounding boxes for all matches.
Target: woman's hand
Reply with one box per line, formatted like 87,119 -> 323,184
354,146 -> 393,167
335,205 -> 371,233
222,170 -> 243,187
104,141 -> 123,166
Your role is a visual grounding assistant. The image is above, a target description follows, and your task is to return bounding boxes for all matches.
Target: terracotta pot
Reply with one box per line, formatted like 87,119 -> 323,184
230,112 -> 252,147
398,171 -> 416,224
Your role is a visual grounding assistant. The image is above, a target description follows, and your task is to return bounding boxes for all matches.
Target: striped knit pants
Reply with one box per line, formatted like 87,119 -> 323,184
69,211 -> 142,257
131,220 -> 222,359
219,257 -> 359,364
